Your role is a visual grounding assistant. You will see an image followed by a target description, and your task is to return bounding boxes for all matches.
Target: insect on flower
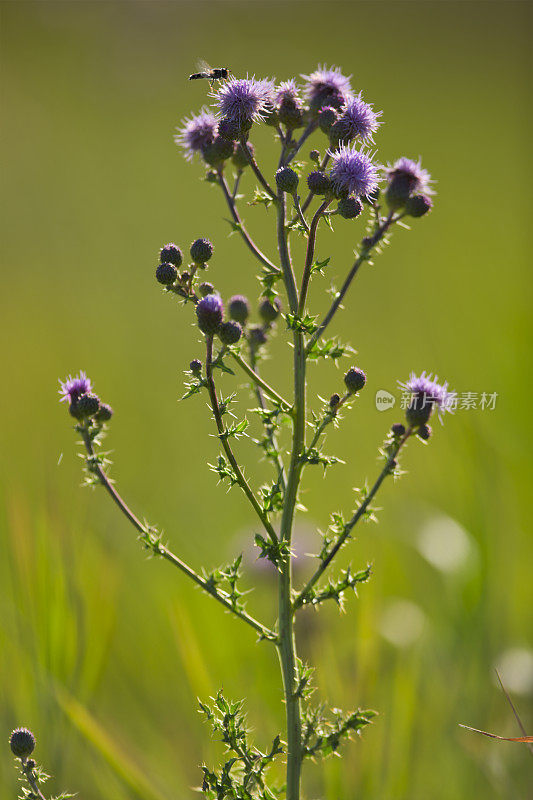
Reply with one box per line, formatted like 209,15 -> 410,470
189,59 -> 231,88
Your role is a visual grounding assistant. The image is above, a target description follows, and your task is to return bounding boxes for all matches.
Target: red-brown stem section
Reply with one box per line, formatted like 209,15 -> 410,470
298,199 -> 331,316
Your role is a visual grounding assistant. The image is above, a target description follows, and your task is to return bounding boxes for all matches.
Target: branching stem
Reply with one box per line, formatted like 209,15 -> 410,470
205,336 -> 279,547
293,430 -> 413,611
79,426 -> 276,641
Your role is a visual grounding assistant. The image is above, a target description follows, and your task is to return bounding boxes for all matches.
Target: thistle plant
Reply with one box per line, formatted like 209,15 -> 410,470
53,65 -> 451,799
9,728 -> 71,800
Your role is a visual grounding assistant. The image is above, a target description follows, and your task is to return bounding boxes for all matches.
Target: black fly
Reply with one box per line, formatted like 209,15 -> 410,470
189,60 -> 230,88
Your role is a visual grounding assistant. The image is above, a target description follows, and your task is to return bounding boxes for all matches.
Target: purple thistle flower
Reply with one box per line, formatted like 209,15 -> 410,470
398,371 -> 452,420
59,371 -> 92,404
175,107 -> 218,161
328,143 -> 380,197
333,92 -> 382,143
275,79 -> 302,107
385,157 -> 433,195
301,64 -> 353,111
214,77 -> 275,126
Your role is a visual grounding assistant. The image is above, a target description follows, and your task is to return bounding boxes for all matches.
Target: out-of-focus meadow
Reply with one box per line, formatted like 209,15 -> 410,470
1,1 -> 531,797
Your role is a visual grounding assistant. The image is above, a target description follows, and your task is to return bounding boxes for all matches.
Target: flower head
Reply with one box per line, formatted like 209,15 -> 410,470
275,79 -> 302,107
215,77 -> 275,126
196,294 -> 224,336
332,92 -> 382,144
385,157 -> 433,195
175,107 -> 218,161
398,371 -> 452,424
328,143 -> 380,197
59,371 -> 92,404
301,65 -> 353,111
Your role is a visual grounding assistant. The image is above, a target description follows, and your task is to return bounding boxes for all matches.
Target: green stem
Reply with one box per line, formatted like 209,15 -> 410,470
80,426 -> 276,641
298,199 -> 331,316
276,191 -> 307,799
205,337 -> 279,547
239,139 -> 277,200
306,211 -> 396,353
249,343 -> 287,493
218,173 -> 280,274
229,350 -> 291,412
293,430 -> 412,611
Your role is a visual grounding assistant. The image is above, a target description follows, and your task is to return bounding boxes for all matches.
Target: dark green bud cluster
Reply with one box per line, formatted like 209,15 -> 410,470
189,359 -> 202,375
344,367 -> 366,394
309,149 -> 320,163
275,166 -> 299,195
95,403 -> 113,422
278,99 -> 303,130
329,393 -> 341,409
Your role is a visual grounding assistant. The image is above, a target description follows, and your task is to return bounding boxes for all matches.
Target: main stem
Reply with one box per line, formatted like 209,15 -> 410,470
276,190 -> 306,799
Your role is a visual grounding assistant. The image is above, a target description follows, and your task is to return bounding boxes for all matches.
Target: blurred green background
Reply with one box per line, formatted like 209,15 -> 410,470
1,1 -> 532,797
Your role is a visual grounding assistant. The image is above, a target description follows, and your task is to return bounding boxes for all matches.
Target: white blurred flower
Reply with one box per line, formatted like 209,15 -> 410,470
495,647 -> 533,696
417,514 -> 474,573
379,599 -> 426,648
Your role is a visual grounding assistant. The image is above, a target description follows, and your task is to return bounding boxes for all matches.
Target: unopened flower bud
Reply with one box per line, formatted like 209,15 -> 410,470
405,194 -> 432,218
189,359 -> 202,375
95,403 -> 113,422
417,424 -> 432,440
385,173 -> 415,210
391,423 -> 406,437
344,367 -> 366,393
318,106 -> 338,134
180,270 -> 191,283
199,281 -> 214,297
159,243 -> 183,267
275,166 -> 299,195
77,393 -> 100,418
278,100 -> 303,129
329,393 -> 341,408
205,170 -> 218,183
337,196 -> 363,219
202,135 -> 235,166
232,141 -> 253,170
10,728 -> 35,758
309,149 -> 320,163
217,117 -> 241,141
196,294 -> 223,335
307,170 -> 331,196
156,262 -> 178,285
190,238 -> 214,264
405,393 -> 433,428
258,296 -> 281,323
249,324 -> 268,348
219,320 -> 243,345
228,295 -> 250,324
